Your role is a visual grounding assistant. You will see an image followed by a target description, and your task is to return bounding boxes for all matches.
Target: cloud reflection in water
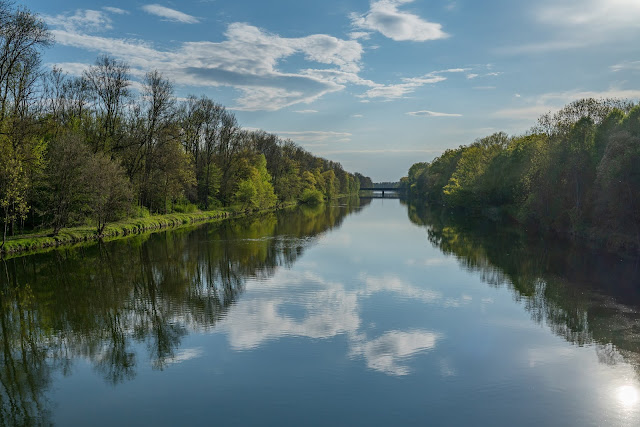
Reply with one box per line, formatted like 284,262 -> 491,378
217,269 -> 448,376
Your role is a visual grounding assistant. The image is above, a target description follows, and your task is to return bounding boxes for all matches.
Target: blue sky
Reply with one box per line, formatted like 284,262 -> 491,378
27,0 -> 640,181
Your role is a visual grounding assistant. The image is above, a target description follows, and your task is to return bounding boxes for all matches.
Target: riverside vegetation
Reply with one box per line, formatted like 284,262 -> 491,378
0,2 -> 374,254
402,98 -> 640,254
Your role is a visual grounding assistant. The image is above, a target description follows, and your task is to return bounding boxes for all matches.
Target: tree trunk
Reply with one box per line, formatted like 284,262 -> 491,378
1,209 -> 7,250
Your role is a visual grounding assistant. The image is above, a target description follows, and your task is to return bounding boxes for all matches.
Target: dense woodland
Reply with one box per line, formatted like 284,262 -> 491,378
402,98 -> 640,253
0,2 -> 373,247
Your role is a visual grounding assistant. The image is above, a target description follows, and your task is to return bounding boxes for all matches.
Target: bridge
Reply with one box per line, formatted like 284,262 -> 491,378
359,187 -> 405,197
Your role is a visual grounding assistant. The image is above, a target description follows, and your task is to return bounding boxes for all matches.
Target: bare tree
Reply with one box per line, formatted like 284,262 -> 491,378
83,55 -> 130,152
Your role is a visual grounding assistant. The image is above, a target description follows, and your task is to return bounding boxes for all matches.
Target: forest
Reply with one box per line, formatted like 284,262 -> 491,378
0,2 -> 373,247
402,98 -> 640,253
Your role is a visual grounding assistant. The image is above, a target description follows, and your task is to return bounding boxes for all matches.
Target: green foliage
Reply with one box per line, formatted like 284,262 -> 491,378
404,98 -> 640,253
132,205 -> 151,218
173,199 -> 198,213
234,179 -> 258,209
0,0 -> 364,251
85,152 -> 133,234
299,188 -> 325,205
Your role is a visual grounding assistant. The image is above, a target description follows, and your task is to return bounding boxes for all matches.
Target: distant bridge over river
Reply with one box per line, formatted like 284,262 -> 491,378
359,187 -> 406,197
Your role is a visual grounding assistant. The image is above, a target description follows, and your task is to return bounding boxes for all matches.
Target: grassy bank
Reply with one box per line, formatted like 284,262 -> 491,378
0,205 -> 288,258
0,192 -> 365,258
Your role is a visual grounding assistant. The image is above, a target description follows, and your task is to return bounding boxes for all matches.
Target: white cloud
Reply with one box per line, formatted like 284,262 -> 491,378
141,4 -> 200,24
217,270 -> 361,351
44,9 -> 113,33
47,20 -> 365,111
162,348 -> 203,365
611,60 -> 640,72
359,273 -> 442,302
407,110 -> 462,117
46,9 -> 463,110
267,130 -> 352,143
466,73 -> 479,79
352,114 -> 364,118
349,31 -> 371,40
103,7 -> 128,15
351,0 -> 448,42
350,330 -> 440,375
502,0 -> 640,53
360,73 -> 446,99
318,148 -> 443,155
357,67 -> 476,100
293,109 -> 319,114
496,40 -> 585,55
213,268 -> 449,376
494,88 -> 640,121
537,0 -> 640,30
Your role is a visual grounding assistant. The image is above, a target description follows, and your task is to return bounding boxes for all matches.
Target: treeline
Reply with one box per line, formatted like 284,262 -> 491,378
0,2 -> 372,246
402,98 -> 640,253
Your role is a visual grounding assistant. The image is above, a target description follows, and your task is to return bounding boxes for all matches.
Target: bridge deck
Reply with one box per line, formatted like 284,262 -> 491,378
359,187 -> 403,191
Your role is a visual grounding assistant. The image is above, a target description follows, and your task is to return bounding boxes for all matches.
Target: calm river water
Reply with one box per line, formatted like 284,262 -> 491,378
2,197 -> 640,426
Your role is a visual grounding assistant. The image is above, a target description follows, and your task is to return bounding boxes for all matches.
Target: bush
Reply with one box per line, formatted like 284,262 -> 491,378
173,200 -> 198,213
132,205 -> 151,218
299,188 -> 324,205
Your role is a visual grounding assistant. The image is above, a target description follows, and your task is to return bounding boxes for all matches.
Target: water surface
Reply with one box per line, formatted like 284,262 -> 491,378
2,197 -> 640,426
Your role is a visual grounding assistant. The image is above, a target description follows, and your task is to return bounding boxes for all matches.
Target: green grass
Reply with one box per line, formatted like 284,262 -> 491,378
1,209 -> 234,257
0,198 -> 316,258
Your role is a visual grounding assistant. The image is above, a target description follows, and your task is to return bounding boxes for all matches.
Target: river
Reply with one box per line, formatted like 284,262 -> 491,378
1,197 -> 639,426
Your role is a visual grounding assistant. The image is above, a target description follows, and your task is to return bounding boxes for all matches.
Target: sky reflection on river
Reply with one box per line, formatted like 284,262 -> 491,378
2,198 -> 640,425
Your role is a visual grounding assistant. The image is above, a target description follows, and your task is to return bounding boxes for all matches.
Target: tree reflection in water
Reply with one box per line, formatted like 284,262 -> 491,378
403,200 -> 640,374
0,197 -> 369,425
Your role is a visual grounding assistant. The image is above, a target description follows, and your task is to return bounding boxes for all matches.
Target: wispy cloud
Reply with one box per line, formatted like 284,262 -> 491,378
500,0 -> 640,54
45,8 -> 482,111
318,148 -> 444,155
141,4 -> 200,24
350,330 -> 440,376
537,0 -> 640,30
407,110 -> 462,117
349,31 -> 371,40
102,6 -> 128,15
611,60 -> 640,72
267,130 -> 352,143
360,74 -> 446,99
351,0 -> 448,42
494,87 -> 640,121
293,109 -> 319,114
48,19 -> 364,111
44,9 -> 113,33
358,67 -> 482,100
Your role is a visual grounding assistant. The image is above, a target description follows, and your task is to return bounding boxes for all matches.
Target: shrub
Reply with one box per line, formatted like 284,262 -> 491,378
299,188 -> 324,205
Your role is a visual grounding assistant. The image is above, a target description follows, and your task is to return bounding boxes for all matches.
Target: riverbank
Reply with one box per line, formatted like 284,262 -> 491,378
0,194 -> 363,258
0,204 -> 293,258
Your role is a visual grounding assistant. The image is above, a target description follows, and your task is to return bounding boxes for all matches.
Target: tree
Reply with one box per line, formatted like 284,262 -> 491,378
83,55 -> 130,152
85,152 -> 132,235
0,2 -> 50,247
232,154 -> 277,210
594,131 -> 640,250
0,1 -> 52,120
44,132 -> 93,233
